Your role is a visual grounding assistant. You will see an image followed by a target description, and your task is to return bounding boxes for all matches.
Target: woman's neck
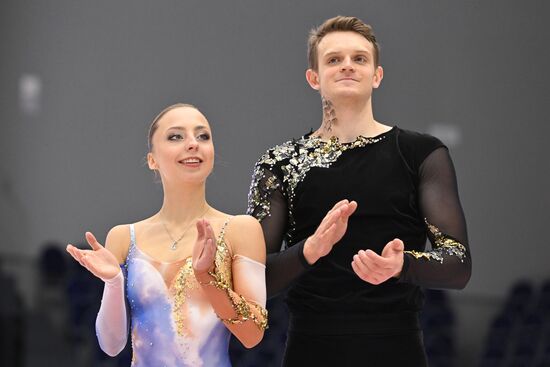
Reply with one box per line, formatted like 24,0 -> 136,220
157,182 -> 210,224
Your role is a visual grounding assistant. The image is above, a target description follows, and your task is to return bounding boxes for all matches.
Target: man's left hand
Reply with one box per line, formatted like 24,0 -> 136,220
351,239 -> 404,285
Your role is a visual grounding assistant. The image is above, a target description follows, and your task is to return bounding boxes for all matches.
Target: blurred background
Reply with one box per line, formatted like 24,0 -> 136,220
1,0 -> 549,366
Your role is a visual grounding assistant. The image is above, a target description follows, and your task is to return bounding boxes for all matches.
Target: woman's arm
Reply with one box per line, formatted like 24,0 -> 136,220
192,216 -> 267,348
66,226 -> 129,356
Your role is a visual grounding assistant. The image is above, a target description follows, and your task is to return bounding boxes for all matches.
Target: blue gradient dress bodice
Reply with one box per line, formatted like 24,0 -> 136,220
124,223 -> 232,367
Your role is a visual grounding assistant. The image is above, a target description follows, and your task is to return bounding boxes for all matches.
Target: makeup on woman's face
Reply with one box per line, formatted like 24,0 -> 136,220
149,107 -> 215,183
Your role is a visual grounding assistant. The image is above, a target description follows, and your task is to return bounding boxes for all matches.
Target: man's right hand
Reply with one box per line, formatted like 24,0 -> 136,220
303,199 -> 358,264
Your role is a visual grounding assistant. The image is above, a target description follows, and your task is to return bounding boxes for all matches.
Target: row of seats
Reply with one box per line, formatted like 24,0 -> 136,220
480,280 -> 550,367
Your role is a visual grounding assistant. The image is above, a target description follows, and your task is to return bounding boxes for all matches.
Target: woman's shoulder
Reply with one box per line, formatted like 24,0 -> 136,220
228,214 -> 260,225
214,213 -> 261,233
105,217 -> 154,262
223,215 -> 265,262
104,224 -> 132,263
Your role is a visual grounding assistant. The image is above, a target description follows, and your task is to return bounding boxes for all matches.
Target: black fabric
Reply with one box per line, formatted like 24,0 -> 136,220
248,126 -> 470,334
283,329 -> 427,367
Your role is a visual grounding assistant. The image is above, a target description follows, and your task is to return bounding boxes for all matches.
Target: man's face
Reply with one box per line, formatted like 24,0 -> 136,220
306,31 -> 383,101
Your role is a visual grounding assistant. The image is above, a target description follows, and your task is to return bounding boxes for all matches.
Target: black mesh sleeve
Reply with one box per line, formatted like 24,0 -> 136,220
399,147 -> 472,289
247,166 -> 311,298
247,165 -> 310,298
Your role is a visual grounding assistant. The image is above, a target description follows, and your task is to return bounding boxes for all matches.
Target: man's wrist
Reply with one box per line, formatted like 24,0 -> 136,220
303,237 -> 318,265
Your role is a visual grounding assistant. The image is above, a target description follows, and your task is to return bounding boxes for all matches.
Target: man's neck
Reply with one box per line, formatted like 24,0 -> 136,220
315,97 -> 390,142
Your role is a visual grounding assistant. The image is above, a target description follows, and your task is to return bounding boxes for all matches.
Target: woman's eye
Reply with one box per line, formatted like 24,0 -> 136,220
168,134 -> 183,141
197,133 -> 211,141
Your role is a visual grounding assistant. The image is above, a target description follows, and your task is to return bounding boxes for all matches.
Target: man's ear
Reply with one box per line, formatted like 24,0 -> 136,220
372,66 -> 384,89
306,69 -> 320,90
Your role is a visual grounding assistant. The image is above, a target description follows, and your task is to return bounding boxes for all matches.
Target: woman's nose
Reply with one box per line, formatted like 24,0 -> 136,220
186,138 -> 199,150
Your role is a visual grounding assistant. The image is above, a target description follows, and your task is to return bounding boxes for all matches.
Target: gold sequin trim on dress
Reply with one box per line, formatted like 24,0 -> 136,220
201,270 -> 268,331
200,218 -> 268,331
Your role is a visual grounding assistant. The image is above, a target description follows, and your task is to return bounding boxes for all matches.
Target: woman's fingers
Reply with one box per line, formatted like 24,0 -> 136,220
66,244 -> 90,268
203,238 -> 215,262
85,232 -> 103,251
204,221 -> 216,241
196,219 -> 206,242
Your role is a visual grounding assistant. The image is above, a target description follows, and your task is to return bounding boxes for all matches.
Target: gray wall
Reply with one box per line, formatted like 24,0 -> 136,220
1,0 -> 549,302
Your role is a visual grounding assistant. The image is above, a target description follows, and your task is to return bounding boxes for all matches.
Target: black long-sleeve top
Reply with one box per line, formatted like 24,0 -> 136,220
247,127 -> 471,329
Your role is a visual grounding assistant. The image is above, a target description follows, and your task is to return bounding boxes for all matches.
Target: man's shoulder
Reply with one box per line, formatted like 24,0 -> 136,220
396,127 -> 445,149
395,127 -> 447,169
255,134 -> 311,164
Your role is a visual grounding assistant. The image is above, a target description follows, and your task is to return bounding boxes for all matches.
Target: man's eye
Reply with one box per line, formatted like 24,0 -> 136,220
328,57 -> 339,64
355,56 -> 367,63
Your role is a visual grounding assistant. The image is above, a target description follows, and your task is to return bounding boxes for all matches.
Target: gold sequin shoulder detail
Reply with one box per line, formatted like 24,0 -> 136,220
247,134 -> 385,243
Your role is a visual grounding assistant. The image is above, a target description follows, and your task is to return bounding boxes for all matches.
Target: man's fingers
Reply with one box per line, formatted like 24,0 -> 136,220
328,199 -> 349,215
320,222 -> 337,240
85,232 -> 103,251
356,251 -> 384,277
317,208 -> 341,233
351,260 -> 367,279
381,238 -> 405,257
341,201 -> 358,218
391,239 -> 404,252
351,259 -> 379,284
364,250 -> 393,269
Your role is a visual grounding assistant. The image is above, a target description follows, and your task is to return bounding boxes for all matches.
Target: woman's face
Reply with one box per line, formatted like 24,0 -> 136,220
147,106 -> 214,185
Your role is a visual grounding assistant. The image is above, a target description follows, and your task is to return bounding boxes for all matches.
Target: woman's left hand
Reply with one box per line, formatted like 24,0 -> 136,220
351,238 -> 404,285
192,219 -> 217,279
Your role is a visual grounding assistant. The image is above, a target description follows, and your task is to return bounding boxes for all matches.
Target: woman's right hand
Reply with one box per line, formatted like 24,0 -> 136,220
66,231 -> 121,281
303,199 -> 358,264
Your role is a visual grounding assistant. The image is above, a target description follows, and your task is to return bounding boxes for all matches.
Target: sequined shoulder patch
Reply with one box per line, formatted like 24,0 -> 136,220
247,134 -> 385,243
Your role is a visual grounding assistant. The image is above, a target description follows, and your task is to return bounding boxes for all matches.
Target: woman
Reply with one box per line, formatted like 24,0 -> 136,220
67,103 -> 267,367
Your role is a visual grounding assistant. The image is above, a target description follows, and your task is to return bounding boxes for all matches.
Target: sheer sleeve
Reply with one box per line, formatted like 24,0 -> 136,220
247,165 -> 311,298
399,147 -> 472,289
95,269 -> 128,356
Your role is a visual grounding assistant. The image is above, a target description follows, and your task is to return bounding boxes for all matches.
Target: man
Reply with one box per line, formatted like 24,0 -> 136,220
248,16 -> 470,366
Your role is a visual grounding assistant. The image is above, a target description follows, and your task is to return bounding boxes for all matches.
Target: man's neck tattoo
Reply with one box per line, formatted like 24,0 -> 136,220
321,97 -> 337,135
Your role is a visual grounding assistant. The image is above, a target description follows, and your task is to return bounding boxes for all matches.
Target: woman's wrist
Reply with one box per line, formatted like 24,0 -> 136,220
194,267 -> 216,286
102,268 -> 123,284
